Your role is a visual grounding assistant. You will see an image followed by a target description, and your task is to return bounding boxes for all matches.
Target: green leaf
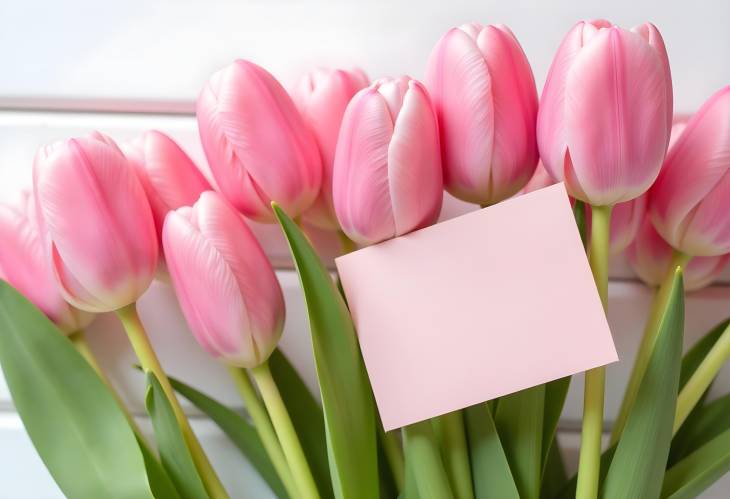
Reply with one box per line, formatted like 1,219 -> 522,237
602,269 -> 685,499
145,372 -> 210,499
542,377 -> 570,473
168,375 -> 288,498
540,436 -> 566,499
137,435 -> 183,499
273,203 -> 379,499
0,280 -> 155,499
495,385 -> 545,499
661,427 -> 730,498
269,349 -> 333,498
465,402 -> 520,499
669,393 -> 730,469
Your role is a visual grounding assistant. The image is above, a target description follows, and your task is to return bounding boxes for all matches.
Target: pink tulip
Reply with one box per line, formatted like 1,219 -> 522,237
163,191 -> 284,367
123,130 -> 211,244
0,191 -> 93,333
426,23 -> 539,205
627,217 -> 730,291
333,76 -> 443,245
537,20 -> 673,206
292,68 -> 370,230
33,132 -> 158,312
649,86 -> 730,256
197,60 -> 322,223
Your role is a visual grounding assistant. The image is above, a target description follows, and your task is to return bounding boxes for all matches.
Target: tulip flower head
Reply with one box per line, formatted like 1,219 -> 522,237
650,86 -> 730,256
627,216 -> 730,291
333,76 -> 443,246
520,161 -> 555,195
197,59 -> 322,223
537,20 -> 673,206
163,191 -> 285,367
0,191 -> 93,333
584,195 -> 647,255
292,67 -> 370,230
123,130 -> 211,245
426,23 -> 539,206
33,132 -> 159,313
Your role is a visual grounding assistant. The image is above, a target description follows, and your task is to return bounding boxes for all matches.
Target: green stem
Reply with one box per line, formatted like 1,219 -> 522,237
403,420 -> 454,499
116,303 -> 228,499
337,230 -> 357,254
69,329 -> 147,445
576,204 -> 612,499
228,366 -> 298,497
250,361 -> 320,499
378,420 -> 405,492
610,250 -> 692,445
435,411 -> 474,499
674,321 -> 730,433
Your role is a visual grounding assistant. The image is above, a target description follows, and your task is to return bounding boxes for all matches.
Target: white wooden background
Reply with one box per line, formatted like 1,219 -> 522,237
1,1 -> 729,497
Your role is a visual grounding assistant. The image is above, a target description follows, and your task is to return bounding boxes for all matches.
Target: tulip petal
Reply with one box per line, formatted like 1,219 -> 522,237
537,22 -> 592,184
426,27 -> 494,203
195,192 -> 284,362
477,25 -> 539,202
35,137 -> 158,311
650,87 -> 730,255
197,61 -> 321,221
163,209 -> 256,366
388,81 -> 443,235
333,89 -> 396,245
565,27 -> 669,205
632,23 -> 673,135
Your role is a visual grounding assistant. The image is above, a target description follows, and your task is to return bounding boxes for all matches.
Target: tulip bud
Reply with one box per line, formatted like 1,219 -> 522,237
197,60 -> 322,222
163,191 -> 284,367
0,191 -> 94,333
122,130 -> 211,260
33,132 -> 158,312
292,68 -> 369,230
333,76 -> 443,245
649,86 -> 730,256
627,217 -> 730,291
537,20 -> 672,206
426,23 -> 539,205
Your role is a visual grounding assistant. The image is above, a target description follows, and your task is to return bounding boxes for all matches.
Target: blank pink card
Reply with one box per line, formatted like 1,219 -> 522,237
335,183 -> 618,431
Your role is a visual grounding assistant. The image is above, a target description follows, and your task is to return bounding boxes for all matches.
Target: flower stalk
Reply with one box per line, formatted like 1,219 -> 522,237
228,366 -> 298,497
576,204 -> 612,499
403,419 -> 454,499
250,361 -> 320,499
116,303 -> 228,499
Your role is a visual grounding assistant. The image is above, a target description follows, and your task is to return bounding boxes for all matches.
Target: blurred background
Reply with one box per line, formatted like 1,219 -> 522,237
0,1 -> 728,497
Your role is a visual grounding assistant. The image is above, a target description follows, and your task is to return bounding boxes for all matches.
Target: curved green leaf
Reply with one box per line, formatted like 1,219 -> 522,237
662,427 -> 730,498
495,385 -> 545,499
168,375 -> 288,498
145,372 -> 210,499
273,203 -> 378,499
0,280 -> 155,499
602,270 -> 684,499
137,435 -> 183,499
270,349 -> 332,498
465,402 -> 520,499
669,393 -> 730,469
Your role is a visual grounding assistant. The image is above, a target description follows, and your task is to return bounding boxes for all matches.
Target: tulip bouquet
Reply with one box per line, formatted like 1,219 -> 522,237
1,18 -> 730,499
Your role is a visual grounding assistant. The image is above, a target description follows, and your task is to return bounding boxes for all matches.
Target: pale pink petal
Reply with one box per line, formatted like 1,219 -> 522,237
333,88 -> 396,245
650,87 -> 730,255
476,25 -> 539,202
163,208 -> 254,365
565,27 -> 669,205
387,80 -> 443,235
425,27 -> 494,204
34,136 -> 158,312
197,60 -> 321,222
